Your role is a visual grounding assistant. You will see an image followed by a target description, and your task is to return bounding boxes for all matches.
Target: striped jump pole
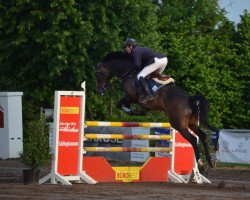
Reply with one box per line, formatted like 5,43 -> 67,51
85,147 -> 172,153
85,134 -> 172,140
86,121 -> 171,128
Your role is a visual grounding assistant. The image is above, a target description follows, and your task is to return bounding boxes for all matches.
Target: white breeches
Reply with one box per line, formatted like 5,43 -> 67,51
137,57 -> 168,79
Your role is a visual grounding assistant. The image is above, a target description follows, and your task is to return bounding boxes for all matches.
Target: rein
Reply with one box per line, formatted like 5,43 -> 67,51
97,52 -> 138,90
119,69 -> 137,81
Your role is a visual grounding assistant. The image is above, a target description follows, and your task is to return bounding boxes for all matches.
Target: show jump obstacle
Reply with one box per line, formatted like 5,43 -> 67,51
39,82 -> 211,185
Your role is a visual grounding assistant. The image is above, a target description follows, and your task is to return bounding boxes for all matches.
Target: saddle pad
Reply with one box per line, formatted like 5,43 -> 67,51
148,80 -> 166,95
133,79 -> 172,95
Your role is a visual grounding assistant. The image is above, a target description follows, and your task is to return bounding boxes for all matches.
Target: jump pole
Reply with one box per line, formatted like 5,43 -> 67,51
85,133 -> 172,140
85,147 -> 172,152
86,121 -> 171,128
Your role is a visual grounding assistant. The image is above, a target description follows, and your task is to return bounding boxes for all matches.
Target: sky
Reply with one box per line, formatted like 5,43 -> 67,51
219,0 -> 250,24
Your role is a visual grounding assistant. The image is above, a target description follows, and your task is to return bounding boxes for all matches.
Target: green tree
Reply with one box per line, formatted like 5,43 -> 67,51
0,0 -> 249,129
156,0 -> 249,129
78,0 -> 162,121
232,11 -> 250,128
0,0 -> 93,122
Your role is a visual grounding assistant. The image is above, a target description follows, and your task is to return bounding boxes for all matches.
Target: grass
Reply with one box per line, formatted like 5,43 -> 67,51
216,162 -> 250,169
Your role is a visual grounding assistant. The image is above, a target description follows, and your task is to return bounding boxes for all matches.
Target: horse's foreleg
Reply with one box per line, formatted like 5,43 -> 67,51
117,98 -> 147,116
117,100 -> 134,115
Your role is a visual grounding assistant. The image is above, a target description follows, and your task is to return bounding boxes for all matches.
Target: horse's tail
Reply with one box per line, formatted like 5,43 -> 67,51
191,94 -> 219,134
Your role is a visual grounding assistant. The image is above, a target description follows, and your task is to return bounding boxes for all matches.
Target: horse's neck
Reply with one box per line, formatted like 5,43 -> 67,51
122,76 -> 137,91
110,65 -> 137,80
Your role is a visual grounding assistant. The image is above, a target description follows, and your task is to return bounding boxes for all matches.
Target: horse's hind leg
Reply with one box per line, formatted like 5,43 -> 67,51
189,124 -> 214,168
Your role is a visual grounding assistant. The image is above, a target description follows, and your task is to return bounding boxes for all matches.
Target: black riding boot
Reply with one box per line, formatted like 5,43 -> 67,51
138,77 -> 153,104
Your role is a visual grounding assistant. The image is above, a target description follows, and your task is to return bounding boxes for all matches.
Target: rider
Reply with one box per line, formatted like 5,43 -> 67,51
124,38 -> 168,104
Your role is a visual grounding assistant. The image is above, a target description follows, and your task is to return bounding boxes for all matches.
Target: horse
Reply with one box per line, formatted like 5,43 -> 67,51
95,51 -> 219,169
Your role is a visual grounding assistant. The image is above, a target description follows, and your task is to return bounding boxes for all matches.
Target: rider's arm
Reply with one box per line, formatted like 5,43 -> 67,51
132,48 -> 142,68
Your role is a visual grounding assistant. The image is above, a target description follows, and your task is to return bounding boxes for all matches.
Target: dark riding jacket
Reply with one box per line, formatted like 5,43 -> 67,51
131,46 -> 166,69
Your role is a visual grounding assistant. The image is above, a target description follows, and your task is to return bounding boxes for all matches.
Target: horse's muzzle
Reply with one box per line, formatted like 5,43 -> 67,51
96,87 -> 105,96
96,83 -> 111,95
96,85 -> 109,95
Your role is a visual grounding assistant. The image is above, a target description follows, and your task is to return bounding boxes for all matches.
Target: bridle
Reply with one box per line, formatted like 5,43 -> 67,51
96,58 -> 136,94
96,63 -> 111,93
119,69 -> 135,81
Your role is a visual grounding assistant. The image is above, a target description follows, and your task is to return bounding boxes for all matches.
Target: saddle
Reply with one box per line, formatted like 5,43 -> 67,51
135,72 -> 175,96
146,72 -> 175,85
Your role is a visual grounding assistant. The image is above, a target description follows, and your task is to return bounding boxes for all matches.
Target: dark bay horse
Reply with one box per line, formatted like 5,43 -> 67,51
96,51 -> 219,169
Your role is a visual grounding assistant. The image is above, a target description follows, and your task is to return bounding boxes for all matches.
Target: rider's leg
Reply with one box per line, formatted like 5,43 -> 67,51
137,57 -> 168,103
156,57 -> 168,74
137,63 -> 158,103
151,57 -> 170,80
137,76 -> 153,103
138,57 -> 167,78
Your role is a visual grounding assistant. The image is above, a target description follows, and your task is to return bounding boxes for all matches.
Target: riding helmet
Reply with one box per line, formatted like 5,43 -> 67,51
124,38 -> 137,48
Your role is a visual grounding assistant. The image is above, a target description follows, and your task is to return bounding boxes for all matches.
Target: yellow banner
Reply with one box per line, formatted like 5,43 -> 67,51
113,167 -> 141,182
60,107 -> 79,114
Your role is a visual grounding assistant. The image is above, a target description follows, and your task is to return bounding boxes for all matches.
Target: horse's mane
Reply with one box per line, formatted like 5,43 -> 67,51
102,51 -> 129,62
100,51 -> 137,78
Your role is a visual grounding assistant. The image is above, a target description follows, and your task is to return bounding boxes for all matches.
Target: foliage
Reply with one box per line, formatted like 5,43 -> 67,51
0,0 -> 249,129
0,0 -> 92,122
19,114 -> 51,170
157,0 -> 249,129
78,0 -> 162,121
232,11 -> 250,128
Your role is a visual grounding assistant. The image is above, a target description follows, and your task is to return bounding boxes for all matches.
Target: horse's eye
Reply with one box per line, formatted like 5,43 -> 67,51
96,63 -> 102,71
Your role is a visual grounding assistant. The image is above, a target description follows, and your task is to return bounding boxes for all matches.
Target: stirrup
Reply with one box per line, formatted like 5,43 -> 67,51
139,98 -> 148,104
139,94 -> 153,104
146,93 -> 153,101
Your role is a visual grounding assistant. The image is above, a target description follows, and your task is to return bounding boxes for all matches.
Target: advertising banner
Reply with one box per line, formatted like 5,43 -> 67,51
174,132 -> 194,174
218,130 -> 250,164
57,95 -> 82,175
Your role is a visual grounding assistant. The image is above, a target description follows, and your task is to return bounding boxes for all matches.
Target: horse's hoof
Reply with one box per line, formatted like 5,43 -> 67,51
198,159 -> 205,171
198,159 -> 203,166
209,159 -> 216,168
207,157 -> 216,168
